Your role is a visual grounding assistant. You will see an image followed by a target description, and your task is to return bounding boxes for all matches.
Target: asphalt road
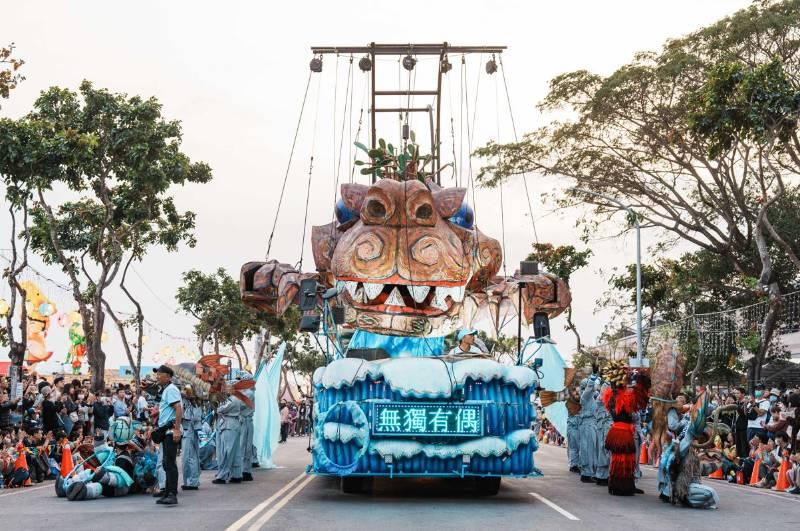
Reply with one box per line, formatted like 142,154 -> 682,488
4,438 -> 799,530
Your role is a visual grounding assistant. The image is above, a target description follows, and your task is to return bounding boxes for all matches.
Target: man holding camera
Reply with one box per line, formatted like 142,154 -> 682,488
747,384 -> 771,443
154,365 -> 182,506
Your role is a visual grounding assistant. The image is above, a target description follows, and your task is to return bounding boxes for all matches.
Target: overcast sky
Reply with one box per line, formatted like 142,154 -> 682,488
0,0 -> 754,371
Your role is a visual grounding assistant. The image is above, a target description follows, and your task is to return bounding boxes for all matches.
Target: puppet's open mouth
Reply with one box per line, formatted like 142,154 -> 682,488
336,279 -> 465,316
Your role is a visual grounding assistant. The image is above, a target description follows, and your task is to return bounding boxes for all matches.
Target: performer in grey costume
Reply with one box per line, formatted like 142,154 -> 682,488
213,391 -> 243,484
593,381 -> 613,484
632,410 -> 644,479
239,386 -> 256,481
578,374 -> 599,482
567,412 -> 581,473
181,387 -> 203,490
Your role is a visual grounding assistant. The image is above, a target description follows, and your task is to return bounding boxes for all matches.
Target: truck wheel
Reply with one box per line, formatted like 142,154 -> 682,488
475,476 -> 501,495
341,476 -> 363,494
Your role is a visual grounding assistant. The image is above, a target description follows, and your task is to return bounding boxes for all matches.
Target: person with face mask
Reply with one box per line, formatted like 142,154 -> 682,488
747,385 -> 771,443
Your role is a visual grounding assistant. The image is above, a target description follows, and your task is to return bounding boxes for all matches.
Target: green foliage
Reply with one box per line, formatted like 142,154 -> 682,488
355,132 -> 443,180
0,43 -> 24,105
526,243 -> 592,284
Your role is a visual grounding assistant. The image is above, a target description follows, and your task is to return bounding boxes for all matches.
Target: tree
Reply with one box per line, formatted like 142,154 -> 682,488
526,243 -> 592,356
176,269 -> 299,371
0,43 -> 24,107
475,0 -> 800,388
0,81 -> 212,390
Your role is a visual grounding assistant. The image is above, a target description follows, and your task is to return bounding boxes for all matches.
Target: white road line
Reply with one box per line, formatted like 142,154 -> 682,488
711,481 -> 800,504
0,484 -> 50,497
225,472 -> 308,531
248,475 -> 315,530
529,492 -> 580,521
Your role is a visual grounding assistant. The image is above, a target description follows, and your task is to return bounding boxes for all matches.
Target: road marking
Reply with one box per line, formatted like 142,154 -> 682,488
248,475 -> 315,530
0,484 -> 50,497
529,492 -> 580,521
225,472 -> 308,531
712,481 -> 800,504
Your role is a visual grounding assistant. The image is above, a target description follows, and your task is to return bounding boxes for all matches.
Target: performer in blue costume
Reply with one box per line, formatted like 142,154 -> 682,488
238,382 -> 256,482
566,410 -> 581,473
657,391 -> 719,509
180,385 -> 203,490
213,389 -> 243,484
578,372 -> 599,483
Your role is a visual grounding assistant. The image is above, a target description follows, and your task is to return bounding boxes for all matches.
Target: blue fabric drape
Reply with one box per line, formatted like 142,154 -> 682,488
253,343 -> 285,469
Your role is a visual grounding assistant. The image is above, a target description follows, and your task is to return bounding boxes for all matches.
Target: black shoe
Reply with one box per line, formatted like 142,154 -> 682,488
181,485 -> 199,491
569,466 -> 580,474
580,475 -> 594,483
788,487 -> 800,495
633,487 -> 644,494
608,488 -> 633,496
152,489 -> 166,498
595,478 -> 608,486
212,479 -> 226,485
242,473 -> 253,481
252,463 -> 260,468
157,495 -> 178,505
66,481 -> 87,501
659,494 -> 671,503
230,477 -> 243,484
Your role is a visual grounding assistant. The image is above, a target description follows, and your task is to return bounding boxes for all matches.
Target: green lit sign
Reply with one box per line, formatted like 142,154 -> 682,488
371,402 -> 484,437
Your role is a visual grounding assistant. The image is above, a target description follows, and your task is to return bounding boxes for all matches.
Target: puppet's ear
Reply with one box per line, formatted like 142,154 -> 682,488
341,183 -> 369,212
431,187 -> 467,218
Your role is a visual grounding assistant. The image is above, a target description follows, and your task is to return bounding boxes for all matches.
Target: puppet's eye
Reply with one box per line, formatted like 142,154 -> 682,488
448,202 -> 474,229
335,198 -> 357,225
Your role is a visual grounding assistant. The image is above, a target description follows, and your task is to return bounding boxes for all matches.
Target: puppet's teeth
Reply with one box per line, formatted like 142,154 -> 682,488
431,289 -> 449,310
363,282 -> 384,301
439,285 -> 465,302
408,285 -> 431,303
385,288 -> 404,306
355,287 -> 367,303
344,281 -> 359,297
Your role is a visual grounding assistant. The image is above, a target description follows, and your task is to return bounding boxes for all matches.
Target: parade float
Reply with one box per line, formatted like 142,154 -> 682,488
241,44 -> 572,494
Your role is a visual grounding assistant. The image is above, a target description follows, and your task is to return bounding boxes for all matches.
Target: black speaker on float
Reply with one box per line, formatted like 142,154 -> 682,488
346,348 -> 389,361
299,312 -> 321,332
520,261 -> 539,276
533,312 -> 550,339
332,306 -> 345,324
299,278 -> 318,311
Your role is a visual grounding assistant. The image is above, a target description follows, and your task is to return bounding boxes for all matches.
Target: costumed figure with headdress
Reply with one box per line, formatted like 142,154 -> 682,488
236,376 -> 257,482
562,367 -> 586,474
577,370 -> 600,483
600,360 -> 651,496
180,384 -> 203,490
657,389 -> 720,509
594,380 -> 613,485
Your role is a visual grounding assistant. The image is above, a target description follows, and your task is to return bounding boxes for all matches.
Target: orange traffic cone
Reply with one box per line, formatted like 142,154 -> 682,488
13,443 -> 32,487
708,466 -> 724,479
639,441 -> 649,465
749,458 -> 762,485
774,453 -> 791,492
60,442 -> 74,478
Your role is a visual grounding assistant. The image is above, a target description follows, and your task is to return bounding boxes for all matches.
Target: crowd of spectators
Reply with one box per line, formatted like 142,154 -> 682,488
0,370 -> 159,489
278,399 -> 313,443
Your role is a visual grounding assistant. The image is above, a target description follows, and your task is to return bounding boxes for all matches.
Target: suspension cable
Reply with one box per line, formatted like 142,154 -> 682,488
494,68 -> 508,278
330,56 -> 354,238
499,54 -> 539,244
296,74 -> 323,270
462,55 -> 478,225
266,70 -> 313,257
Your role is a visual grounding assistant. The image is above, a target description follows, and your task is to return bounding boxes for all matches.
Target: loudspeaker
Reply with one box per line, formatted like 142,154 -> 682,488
520,261 -> 539,275
346,348 -> 389,361
533,312 -> 550,339
332,306 -> 345,324
299,313 -> 321,332
299,279 -> 318,311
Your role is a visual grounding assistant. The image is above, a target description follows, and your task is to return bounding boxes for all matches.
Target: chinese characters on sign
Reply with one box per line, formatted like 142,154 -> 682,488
372,403 -> 484,437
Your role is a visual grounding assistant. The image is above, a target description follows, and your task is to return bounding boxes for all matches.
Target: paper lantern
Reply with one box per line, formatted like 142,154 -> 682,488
39,303 -> 55,316
0,298 -> 9,317
163,346 -> 172,356
101,331 -> 109,343
57,313 -> 69,327
142,335 -> 149,345
69,311 -> 82,324
178,345 -> 188,355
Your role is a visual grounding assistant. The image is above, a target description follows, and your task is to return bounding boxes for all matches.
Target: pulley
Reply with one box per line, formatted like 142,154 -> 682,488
440,57 -> 452,73
485,56 -> 498,75
310,56 -> 323,73
402,54 -> 416,71
358,55 -> 372,72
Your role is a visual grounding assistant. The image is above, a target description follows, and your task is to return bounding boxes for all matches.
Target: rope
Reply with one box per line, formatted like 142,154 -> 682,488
330,57 -> 353,239
296,74 -> 323,270
494,69 -> 508,278
266,70 -> 314,257
498,54 -> 539,244
349,76 -> 368,183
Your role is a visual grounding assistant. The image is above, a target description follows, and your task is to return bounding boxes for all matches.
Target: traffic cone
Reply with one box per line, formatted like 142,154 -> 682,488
60,442 -> 74,478
708,466 -> 724,479
639,441 -> 649,465
13,443 -> 31,487
749,458 -> 762,485
774,454 -> 791,492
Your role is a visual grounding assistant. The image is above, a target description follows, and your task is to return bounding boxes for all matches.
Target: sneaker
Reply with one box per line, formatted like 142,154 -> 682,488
212,479 -> 226,485
595,478 -> 608,486
242,473 -> 253,482
153,489 -> 166,498
181,485 -> 199,491
230,477 -> 243,484
157,495 -> 178,505
569,466 -> 580,474
787,487 -> 800,495
580,475 -> 594,483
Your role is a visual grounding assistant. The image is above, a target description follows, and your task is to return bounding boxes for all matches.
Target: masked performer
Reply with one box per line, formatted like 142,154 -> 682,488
657,390 -> 720,509
181,385 -> 203,490
566,405 -> 582,473
601,360 -> 651,496
237,379 -> 257,482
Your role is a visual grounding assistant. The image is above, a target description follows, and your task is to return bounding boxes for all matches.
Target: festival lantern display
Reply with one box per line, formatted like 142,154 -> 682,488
19,280 -> 56,365
0,297 -> 10,317
65,322 -> 87,374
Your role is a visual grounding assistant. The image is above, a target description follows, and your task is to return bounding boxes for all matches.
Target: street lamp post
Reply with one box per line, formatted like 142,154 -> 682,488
571,188 -> 646,368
